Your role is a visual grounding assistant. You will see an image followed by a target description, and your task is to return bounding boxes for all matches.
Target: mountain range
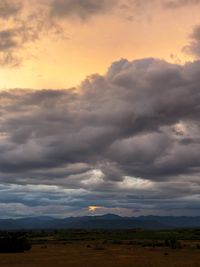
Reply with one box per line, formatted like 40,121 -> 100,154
1,214 -> 200,230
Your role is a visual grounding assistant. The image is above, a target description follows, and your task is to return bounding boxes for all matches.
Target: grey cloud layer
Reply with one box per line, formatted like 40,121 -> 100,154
1,58 -> 200,216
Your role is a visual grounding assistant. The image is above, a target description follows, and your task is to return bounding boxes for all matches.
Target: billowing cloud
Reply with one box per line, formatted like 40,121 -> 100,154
1,58 -> 200,216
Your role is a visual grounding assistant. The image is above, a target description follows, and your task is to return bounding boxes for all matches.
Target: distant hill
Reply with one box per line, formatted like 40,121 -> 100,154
1,214 -> 200,230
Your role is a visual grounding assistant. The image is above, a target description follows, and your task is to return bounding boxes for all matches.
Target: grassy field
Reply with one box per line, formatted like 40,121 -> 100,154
1,242 -> 200,267
1,229 -> 200,267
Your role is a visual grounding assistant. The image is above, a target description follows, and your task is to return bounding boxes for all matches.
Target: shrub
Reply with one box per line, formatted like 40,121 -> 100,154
0,235 -> 31,253
165,237 -> 181,249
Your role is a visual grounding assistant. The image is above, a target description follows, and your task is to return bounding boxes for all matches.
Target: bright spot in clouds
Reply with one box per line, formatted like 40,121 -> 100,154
88,206 -> 102,212
120,177 -> 154,190
174,121 -> 187,135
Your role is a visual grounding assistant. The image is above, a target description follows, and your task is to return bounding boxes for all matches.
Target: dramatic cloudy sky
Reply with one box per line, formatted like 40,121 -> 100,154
1,0 -> 200,218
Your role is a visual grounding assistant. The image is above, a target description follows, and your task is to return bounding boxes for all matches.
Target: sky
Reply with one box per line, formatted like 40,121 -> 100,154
1,0 -> 200,218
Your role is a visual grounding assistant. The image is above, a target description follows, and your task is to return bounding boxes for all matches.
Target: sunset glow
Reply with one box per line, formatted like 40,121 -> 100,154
0,0 -> 200,218
88,206 -> 102,212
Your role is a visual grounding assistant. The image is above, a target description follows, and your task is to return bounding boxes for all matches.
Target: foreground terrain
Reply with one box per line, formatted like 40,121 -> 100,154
1,229 -> 200,267
1,242 -> 200,267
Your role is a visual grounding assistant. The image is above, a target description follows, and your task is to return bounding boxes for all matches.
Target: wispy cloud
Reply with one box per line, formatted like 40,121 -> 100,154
164,0 -> 200,8
50,0 -> 116,21
183,25 -> 200,58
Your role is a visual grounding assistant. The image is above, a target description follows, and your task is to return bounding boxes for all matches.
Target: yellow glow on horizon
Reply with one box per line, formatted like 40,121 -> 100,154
88,206 -> 102,212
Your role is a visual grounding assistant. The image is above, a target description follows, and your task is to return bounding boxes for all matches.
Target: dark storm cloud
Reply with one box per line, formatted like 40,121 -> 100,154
0,2 -> 200,216
1,58 -> 200,180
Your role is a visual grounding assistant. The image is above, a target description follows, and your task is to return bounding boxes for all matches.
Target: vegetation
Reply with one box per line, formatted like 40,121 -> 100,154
1,228 -> 200,250
1,229 -> 200,266
0,233 -> 31,253
18,228 -> 200,243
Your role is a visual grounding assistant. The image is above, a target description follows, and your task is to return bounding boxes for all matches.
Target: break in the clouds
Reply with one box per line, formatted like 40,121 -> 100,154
1,0 -> 200,68
1,1 -> 200,217
1,58 -> 200,217
0,0 -> 118,66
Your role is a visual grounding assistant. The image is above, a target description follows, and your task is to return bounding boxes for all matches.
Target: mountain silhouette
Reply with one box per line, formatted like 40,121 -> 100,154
1,214 -> 200,230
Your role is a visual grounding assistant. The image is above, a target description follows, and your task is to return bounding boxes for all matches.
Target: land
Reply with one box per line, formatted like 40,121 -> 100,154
1,242 -> 200,267
2,215 -> 200,230
1,229 -> 200,267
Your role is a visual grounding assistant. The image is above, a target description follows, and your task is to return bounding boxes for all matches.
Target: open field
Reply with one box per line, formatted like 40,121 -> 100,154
1,242 -> 200,267
1,229 -> 200,267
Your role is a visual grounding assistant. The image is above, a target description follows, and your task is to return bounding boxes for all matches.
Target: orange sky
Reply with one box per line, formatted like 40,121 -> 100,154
0,0 -> 199,89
